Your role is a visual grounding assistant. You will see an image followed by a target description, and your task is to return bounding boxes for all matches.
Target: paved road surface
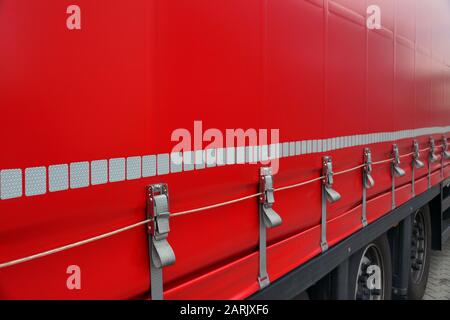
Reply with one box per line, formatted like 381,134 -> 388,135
424,240 -> 450,300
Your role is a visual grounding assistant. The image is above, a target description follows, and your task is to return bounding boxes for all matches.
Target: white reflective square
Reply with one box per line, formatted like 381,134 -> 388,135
195,150 -> 205,169
142,155 -> 156,177
312,140 -> 318,153
246,146 -> 254,163
301,141 -> 307,154
295,141 -> 301,155
70,162 -> 89,188
206,149 -> 217,167
317,140 -> 323,153
216,148 -> 226,166
171,153 -> 183,173
306,140 -> 312,153
91,160 -> 107,185
25,166 -> 46,196
109,158 -> 125,182
49,164 -> 69,192
282,142 -> 289,157
183,151 -> 194,171
0,169 -> 22,199
289,142 -> 295,156
253,146 -> 260,162
127,156 -> 142,180
236,146 -> 245,164
261,145 -> 269,161
226,147 -> 235,165
157,154 -> 170,175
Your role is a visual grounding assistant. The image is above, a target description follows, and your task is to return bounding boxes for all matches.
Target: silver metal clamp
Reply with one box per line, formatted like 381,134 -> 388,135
443,136 -> 450,160
412,140 -> 424,197
321,156 -> 341,252
258,167 -> 282,289
428,138 -> 438,188
147,184 -> 176,300
413,140 -> 425,169
391,144 -> 405,209
392,144 -> 406,178
362,148 -> 374,227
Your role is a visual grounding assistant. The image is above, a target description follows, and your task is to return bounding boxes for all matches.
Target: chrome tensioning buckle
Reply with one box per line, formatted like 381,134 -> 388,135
146,184 -> 175,300
364,148 -> 375,189
392,144 -> 405,177
413,140 -> 425,169
443,136 -> 450,160
362,148 -> 374,227
321,156 -> 341,252
323,156 -> 341,203
258,167 -> 282,289
429,138 -> 438,163
259,167 -> 282,228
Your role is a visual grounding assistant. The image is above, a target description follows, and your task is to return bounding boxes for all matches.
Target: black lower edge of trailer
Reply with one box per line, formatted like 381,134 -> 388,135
250,183 -> 443,300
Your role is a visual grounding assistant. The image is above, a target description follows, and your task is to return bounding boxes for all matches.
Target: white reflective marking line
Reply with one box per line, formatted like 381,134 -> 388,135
70,162 -> 89,189
127,156 -> 142,180
49,164 -> 69,192
0,169 -> 22,199
157,154 -> 170,175
109,158 -> 125,182
2,125 -> 450,200
25,167 -> 46,196
91,160 -> 107,185
142,155 -> 156,177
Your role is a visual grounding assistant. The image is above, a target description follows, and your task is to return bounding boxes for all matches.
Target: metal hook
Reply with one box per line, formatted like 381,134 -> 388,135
392,144 -> 405,177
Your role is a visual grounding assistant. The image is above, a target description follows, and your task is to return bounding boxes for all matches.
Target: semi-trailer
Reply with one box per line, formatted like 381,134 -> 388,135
0,0 -> 450,300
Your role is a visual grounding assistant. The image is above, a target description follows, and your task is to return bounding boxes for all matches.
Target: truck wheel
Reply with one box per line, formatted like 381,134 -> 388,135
348,234 -> 392,300
408,206 -> 432,300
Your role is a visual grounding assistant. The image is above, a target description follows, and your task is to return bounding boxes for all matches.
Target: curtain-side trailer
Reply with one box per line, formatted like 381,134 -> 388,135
1,0 -> 450,300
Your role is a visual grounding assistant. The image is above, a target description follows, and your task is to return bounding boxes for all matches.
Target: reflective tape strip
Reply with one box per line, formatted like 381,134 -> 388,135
1,125 -> 450,200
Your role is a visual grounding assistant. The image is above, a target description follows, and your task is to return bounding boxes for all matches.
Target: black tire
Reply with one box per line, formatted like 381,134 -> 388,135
348,234 -> 392,300
408,205 -> 432,300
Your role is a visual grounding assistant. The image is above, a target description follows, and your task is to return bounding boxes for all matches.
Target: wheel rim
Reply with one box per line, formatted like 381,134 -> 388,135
411,209 -> 427,284
355,244 -> 385,300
